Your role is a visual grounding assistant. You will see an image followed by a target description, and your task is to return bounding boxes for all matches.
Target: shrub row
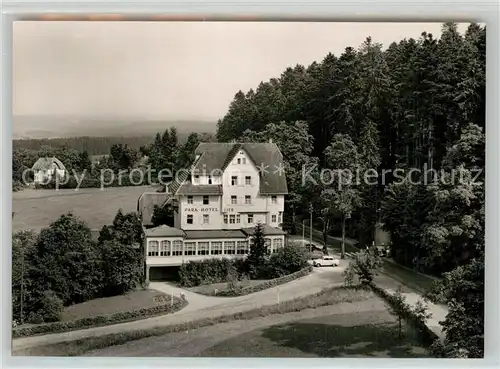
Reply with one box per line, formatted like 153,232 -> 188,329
368,281 -> 439,346
214,265 -> 313,297
17,285 -> 374,356
179,245 -> 309,288
179,258 -> 245,287
12,295 -> 187,338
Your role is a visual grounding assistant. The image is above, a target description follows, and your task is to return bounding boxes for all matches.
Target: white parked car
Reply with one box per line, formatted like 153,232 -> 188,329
313,255 -> 340,267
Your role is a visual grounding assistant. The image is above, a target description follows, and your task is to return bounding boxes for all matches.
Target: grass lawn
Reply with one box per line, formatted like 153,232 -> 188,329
16,287 -> 377,356
198,310 -> 430,358
186,279 -> 270,296
12,186 -> 156,232
61,289 -> 168,321
79,292 -> 431,357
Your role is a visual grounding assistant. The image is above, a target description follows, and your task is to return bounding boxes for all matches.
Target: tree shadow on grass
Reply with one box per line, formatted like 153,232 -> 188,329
260,322 -> 430,358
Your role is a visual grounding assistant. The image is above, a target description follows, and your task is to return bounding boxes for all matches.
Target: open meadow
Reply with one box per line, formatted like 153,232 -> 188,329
84,295 -> 430,358
12,186 -> 157,233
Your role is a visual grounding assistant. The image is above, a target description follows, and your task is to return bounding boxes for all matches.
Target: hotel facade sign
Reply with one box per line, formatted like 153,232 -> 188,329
184,207 -> 219,212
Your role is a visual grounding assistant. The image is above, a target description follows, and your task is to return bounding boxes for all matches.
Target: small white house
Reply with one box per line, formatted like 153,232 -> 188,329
31,157 -> 67,184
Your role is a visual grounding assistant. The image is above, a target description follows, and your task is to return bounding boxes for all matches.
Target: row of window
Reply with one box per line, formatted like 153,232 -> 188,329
186,212 -> 283,225
220,212 -> 282,224
186,195 -> 279,206
186,214 -> 210,224
186,213 -> 245,225
230,195 -> 251,205
147,239 -> 284,257
230,175 -> 252,186
188,195 -> 211,205
193,176 -> 216,185
223,213 -> 242,224
272,212 -> 283,223
191,174 -> 252,186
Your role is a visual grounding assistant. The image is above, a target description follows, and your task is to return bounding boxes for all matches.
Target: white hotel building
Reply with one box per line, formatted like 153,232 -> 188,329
138,141 -> 288,281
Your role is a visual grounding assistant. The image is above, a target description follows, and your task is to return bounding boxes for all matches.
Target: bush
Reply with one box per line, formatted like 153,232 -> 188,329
13,181 -> 24,192
179,245 -> 311,289
13,295 -> 187,338
267,245 -> 308,279
179,258 -> 242,287
100,240 -> 143,296
37,290 -> 64,323
343,249 -> 382,285
28,213 -> 102,307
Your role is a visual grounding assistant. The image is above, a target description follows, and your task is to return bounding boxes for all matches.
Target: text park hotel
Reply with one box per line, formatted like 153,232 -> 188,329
138,141 -> 287,280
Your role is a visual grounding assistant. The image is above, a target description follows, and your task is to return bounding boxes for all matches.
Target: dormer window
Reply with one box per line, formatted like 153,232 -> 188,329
242,158 -> 246,164
237,158 -> 241,164
193,175 -> 199,184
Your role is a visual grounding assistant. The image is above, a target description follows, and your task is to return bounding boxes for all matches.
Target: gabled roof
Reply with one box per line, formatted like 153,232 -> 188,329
31,157 -> 67,172
192,142 -> 288,195
145,225 -> 185,238
193,143 -> 236,172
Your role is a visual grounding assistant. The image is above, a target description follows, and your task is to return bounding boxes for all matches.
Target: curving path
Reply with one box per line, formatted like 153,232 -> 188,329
84,299 -> 390,357
12,252 -> 448,355
12,265 -> 347,353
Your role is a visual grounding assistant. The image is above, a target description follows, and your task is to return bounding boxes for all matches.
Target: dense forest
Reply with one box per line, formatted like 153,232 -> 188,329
216,23 -> 485,357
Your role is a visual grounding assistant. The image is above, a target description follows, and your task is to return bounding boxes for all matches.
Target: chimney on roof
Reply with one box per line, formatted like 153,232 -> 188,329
269,138 -> 273,144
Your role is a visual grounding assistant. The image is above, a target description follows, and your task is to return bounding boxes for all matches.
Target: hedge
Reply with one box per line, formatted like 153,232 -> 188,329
212,265 -> 313,297
179,258 -> 243,287
368,281 -> 439,346
12,295 -> 188,338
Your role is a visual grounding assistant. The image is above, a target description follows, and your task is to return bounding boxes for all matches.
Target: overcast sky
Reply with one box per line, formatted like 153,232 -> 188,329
13,21 -> 470,121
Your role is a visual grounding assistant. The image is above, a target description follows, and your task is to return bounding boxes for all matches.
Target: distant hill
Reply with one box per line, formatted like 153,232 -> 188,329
12,115 -> 217,139
13,136 -> 155,155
